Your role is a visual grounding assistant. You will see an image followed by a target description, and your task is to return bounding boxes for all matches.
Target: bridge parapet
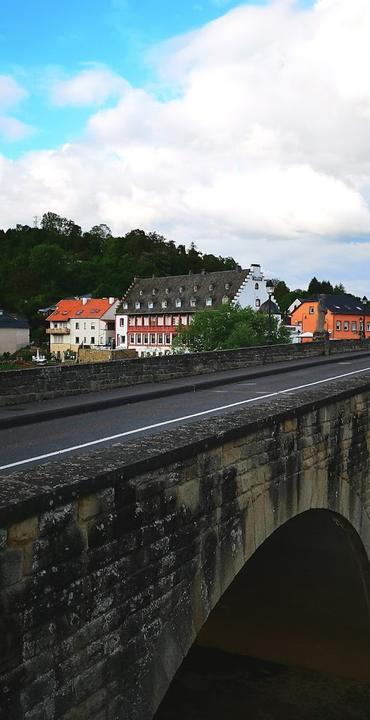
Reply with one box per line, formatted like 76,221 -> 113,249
1,375 -> 370,718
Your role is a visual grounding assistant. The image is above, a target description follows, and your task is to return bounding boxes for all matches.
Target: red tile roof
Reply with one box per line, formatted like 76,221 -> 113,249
46,298 -> 115,322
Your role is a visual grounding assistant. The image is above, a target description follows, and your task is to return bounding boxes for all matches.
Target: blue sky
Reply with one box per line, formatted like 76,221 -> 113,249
2,0 -> 370,294
0,0 -> 274,157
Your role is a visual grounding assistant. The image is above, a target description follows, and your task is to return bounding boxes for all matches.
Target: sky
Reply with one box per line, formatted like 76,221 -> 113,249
1,0 -> 370,294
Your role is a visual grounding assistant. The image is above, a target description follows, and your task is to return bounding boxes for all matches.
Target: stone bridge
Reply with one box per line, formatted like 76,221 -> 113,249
1,374 -> 370,719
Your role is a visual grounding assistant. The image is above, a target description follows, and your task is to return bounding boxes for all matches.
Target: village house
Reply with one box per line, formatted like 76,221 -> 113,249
0,308 -> 30,354
115,264 -> 277,356
289,294 -> 369,342
46,297 -> 118,359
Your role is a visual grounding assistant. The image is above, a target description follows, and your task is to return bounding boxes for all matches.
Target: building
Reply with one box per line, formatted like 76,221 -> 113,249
0,308 -> 30,354
289,294 -> 370,342
115,264 -> 276,356
46,297 -> 118,359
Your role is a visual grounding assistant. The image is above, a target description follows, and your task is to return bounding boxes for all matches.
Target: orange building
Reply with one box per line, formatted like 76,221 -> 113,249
290,295 -> 369,342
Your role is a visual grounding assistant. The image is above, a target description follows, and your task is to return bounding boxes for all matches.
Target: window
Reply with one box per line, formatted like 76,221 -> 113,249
83,322 -> 86,329
181,315 -> 187,325
120,335 -> 125,343
129,317 -> 135,326
150,333 -> 156,344
91,323 -> 95,330
119,318 -> 125,326
165,334 -> 171,344
351,321 -> 357,331
130,333 -> 135,343
309,307 -> 314,315
75,336 -> 79,344
144,333 -> 149,344
225,283 -> 230,290
139,290 -> 143,296
165,287 -> 170,295
190,297 -> 196,307
336,320 -> 342,331
135,301 -> 141,310
123,302 -> 128,310
83,337 -> 87,343
53,323 -> 58,328
206,297 -> 212,306
222,295 -> 229,304
136,317 -> 142,326
148,301 -> 154,309
161,300 -> 168,309
75,322 -> 79,329
176,298 -> 182,308
158,334 -> 163,344
367,323 -> 370,332
158,315 -> 164,325
193,284 -> 198,292
144,317 -> 149,326
165,316 -> 171,326
179,285 -> 184,294
91,337 -> 95,344
173,316 -> 180,326
343,321 -> 349,331
255,282 -> 259,290
136,334 -> 142,344
209,283 -> 214,291
255,299 -> 260,307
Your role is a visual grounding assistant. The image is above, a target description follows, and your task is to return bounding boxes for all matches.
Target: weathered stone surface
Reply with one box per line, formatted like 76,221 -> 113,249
1,376 -> 370,717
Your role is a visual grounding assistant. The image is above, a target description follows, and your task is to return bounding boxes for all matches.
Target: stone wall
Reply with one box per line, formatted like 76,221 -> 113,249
1,338 -> 370,407
1,374 -> 370,718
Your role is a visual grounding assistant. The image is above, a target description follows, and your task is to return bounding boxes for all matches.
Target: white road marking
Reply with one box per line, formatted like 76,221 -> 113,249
2,365 -> 370,472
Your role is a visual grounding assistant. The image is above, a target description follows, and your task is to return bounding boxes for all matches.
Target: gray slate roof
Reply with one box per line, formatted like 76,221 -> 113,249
118,269 -> 250,315
301,294 -> 367,316
0,309 -> 29,329
258,299 -> 281,315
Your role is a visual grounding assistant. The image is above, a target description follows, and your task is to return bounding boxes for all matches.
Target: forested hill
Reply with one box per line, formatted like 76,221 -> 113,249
0,212 -> 237,319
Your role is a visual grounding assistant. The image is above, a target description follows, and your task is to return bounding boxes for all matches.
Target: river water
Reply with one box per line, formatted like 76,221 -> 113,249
154,646 -> 370,720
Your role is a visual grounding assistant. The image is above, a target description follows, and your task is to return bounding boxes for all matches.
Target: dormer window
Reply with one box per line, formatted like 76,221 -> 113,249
206,297 -> 212,306
139,290 -> 143,296
162,300 -> 168,309
179,285 -> 184,294
208,283 -> 214,291
165,287 -> 170,295
190,298 -> 196,307
222,295 -> 229,304
224,283 -> 230,290
148,301 -> 154,309
193,284 -> 198,292
152,288 -> 157,296
123,302 -> 128,310
135,301 -> 141,310
176,298 -> 182,308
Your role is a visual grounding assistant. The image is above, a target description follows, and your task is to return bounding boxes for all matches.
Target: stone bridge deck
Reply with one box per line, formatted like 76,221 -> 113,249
1,374 -> 370,718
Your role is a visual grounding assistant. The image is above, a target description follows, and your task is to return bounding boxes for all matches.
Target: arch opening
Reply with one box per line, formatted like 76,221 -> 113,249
155,510 -> 370,718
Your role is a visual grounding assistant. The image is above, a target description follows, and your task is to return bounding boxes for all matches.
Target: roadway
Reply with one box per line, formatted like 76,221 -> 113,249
1,353 -> 370,475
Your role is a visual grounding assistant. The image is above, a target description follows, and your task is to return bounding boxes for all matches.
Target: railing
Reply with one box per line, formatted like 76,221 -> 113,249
46,327 -> 70,335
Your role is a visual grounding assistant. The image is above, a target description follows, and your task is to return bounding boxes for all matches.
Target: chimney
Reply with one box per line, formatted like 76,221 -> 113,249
82,297 -> 88,306
109,297 -> 114,304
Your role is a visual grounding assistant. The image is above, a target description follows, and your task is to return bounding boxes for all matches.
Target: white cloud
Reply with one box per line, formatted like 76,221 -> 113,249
0,75 -> 31,141
2,0 -> 370,290
50,66 -> 129,107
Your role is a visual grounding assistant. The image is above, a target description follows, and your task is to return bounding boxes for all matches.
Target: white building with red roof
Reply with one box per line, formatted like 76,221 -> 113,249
46,296 -> 118,359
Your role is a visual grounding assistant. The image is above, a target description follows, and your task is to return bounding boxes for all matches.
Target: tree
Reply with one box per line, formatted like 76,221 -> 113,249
173,303 -> 290,353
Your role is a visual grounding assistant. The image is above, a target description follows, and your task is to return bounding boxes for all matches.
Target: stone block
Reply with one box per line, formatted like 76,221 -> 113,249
8,518 -> 38,547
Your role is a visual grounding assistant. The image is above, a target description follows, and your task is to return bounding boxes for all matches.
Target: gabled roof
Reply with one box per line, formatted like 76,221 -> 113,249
47,298 -> 116,322
0,309 -> 29,329
117,269 -> 250,315
296,294 -> 367,316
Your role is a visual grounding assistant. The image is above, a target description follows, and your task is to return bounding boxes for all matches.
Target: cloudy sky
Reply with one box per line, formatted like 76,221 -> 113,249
1,0 -> 370,293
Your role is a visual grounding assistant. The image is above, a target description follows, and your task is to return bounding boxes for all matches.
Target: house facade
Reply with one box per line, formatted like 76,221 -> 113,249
0,309 -> 30,354
115,264 -> 276,356
289,295 -> 370,342
46,297 -> 118,359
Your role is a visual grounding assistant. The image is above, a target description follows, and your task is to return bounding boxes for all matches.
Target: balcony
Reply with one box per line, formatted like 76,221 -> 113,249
46,327 -> 70,335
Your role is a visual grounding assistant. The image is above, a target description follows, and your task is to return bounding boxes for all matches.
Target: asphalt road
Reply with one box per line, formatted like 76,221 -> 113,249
1,354 -> 370,475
